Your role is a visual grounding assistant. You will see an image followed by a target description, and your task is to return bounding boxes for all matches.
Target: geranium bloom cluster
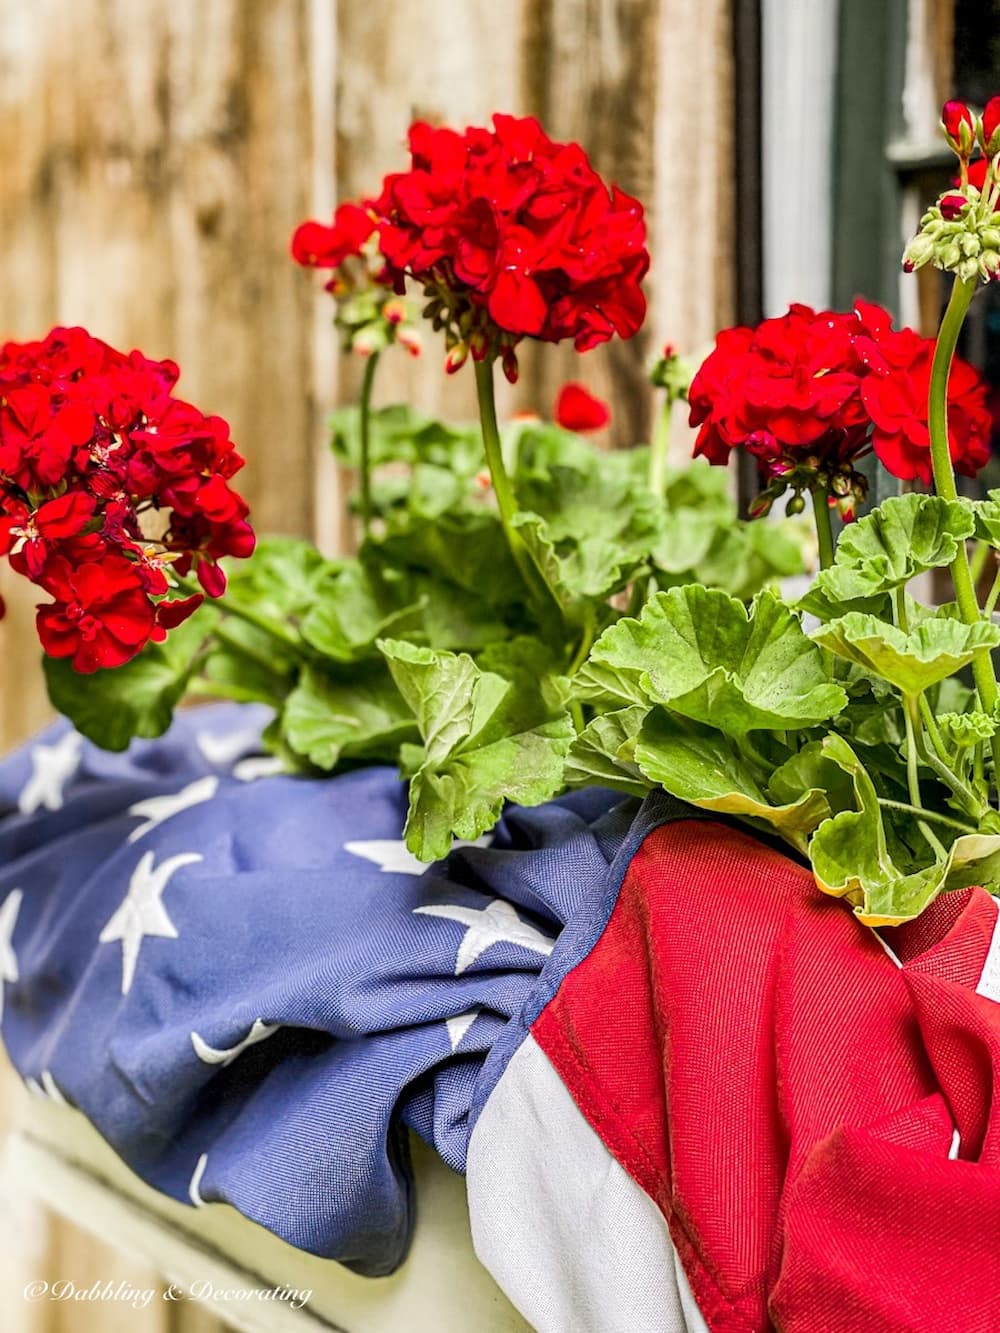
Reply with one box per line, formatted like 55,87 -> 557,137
0,327 -> 254,672
689,301 -> 991,517
373,115 -> 649,381
294,116 -> 649,383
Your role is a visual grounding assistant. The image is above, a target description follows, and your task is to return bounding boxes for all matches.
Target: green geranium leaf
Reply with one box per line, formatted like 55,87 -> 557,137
564,706 -> 650,797
411,572 -> 513,651
43,608 -> 218,752
379,637 -> 573,861
586,586 -> 846,734
374,511 -> 525,610
812,613 -> 1000,697
300,561 -> 424,663
331,403 -> 483,477
973,490 -> 1000,547
513,509 -> 650,611
810,734 -> 1000,924
811,493 -> 974,603
767,740 -> 856,814
200,617 -> 297,706
281,664 -> 417,770
224,537 -> 338,622
653,509 -> 720,575
938,710 -> 998,748
634,711 -> 829,851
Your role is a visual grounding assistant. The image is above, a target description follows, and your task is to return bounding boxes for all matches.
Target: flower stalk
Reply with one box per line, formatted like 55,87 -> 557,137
812,488 -> 836,570
358,350 -> 381,536
927,277 -> 1000,746
649,399 -> 672,497
473,357 -> 564,625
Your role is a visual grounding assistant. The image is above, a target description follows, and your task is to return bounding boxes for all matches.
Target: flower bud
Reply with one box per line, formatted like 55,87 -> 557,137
940,192 -> 968,220
942,100 -> 975,156
982,96 -> 1000,155
786,493 -> 806,517
468,329 -> 491,362
902,232 -> 935,272
836,494 -> 856,523
445,342 -> 469,374
351,329 -> 379,358
382,297 -> 408,325
396,325 -> 422,358
501,347 -> 520,385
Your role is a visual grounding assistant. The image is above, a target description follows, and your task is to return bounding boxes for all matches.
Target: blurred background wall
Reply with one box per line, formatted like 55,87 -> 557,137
0,0 -> 979,1327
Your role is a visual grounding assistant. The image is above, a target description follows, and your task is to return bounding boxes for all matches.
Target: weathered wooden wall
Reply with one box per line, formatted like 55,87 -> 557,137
0,1 -> 734,1328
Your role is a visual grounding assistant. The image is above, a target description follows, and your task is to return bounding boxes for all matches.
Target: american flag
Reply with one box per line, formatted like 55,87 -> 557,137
2,705 -> 1000,1331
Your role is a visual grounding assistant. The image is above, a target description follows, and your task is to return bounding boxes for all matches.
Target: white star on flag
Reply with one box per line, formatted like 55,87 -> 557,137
196,727 -> 264,768
0,889 -> 22,1022
446,1009 -> 479,1051
191,1019 -> 281,1067
189,1153 -> 208,1207
25,1070 -> 66,1104
99,851 -> 202,994
127,775 -> 218,844
18,731 -> 82,815
414,898 -> 555,975
346,835 -> 492,877
232,755 -> 286,783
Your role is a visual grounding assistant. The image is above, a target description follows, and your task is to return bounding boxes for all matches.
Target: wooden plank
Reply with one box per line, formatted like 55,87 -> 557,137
519,0 -> 734,453
334,0 -> 526,430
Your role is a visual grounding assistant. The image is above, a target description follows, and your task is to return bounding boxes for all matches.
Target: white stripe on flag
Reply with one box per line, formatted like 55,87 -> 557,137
467,1034 -> 707,1333
976,897 -> 1000,1003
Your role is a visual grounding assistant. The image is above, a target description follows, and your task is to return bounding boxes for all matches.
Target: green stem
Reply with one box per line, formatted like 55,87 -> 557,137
173,573 -> 303,653
474,357 -> 562,620
812,487 -> 835,570
915,725 -> 986,818
926,274 -> 1000,793
928,277 -> 976,504
918,695 -> 949,765
358,350 -> 380,537
568,609 -> 596,677
970,538 -> 991,586
902,698 -> 947,857
984,561 -> 1000,618
877,799 -> 977,835
648,398 -> 672,496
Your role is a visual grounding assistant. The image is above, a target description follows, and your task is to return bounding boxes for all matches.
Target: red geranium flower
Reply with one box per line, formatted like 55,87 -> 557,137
0,327 -> 255,670
554,383 -> 611,433
861,344 -> 991,483
290,203 -> 376,269
688,300 -> 992,513
36,554 -> 157,674
967,157 -> 989,191
0,492 -> 96,579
